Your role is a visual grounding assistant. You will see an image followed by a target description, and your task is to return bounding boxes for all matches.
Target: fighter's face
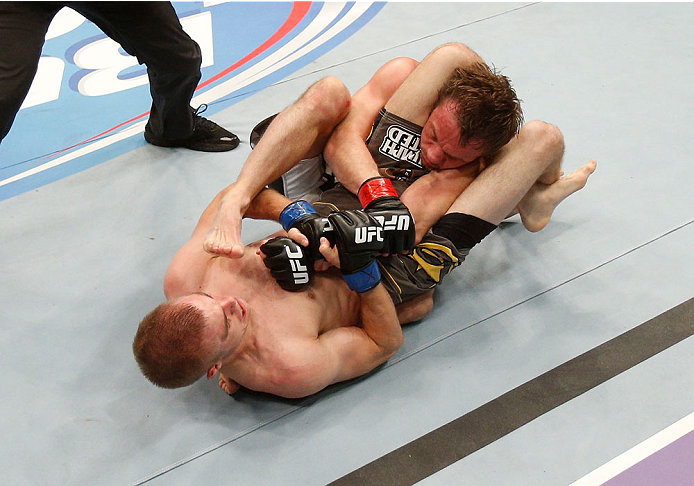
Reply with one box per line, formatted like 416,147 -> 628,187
183,292 -> 248,356
420,99 -> 485,170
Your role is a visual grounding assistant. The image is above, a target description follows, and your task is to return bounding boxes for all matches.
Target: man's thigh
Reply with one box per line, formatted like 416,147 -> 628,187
378,232 -> 466,305
0,2 -> 61,140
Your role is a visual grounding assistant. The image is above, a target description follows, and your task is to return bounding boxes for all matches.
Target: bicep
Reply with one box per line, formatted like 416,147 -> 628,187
307,326 -> 393,391
261,330 -> 386,398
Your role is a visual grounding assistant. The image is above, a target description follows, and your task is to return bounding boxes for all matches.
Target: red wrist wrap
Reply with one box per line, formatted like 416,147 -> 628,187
358,177 -> 397,208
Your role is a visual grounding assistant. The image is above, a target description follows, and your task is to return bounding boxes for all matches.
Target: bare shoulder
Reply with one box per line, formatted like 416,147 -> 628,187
163,239 -> 208,298
241,336 -> 335,398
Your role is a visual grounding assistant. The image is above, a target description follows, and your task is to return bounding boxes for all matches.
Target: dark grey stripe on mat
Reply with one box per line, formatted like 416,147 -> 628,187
330,297 -> 694,486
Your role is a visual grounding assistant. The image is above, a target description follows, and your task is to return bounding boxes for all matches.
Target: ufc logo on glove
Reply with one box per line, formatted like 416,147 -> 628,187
354,226 -> 383,244
373,214 -> 410,231
285,246 -> 310,284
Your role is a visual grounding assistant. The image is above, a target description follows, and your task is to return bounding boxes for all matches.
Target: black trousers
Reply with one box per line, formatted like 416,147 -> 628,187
0,1 -> 202,143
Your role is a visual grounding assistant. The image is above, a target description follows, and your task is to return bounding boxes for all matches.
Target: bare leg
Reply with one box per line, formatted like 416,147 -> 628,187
396,290 -> 434,324
445,121 -> 594,228
517,160 -> 596,232
203,77 -> 351,257
385,42 -> 484,125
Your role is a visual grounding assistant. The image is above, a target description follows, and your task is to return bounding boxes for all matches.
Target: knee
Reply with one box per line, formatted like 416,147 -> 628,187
419,295 -> 434,317
179,39 -> 202,73
397,291 -> 435,324
303,76 -> 351,126
519,120 -> 564,157
429,42 -> 482,66
387,56 -> 419,75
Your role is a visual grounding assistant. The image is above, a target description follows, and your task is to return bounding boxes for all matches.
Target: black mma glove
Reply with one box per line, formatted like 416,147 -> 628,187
328,210 -> 383,293
358,176 -> 415,254
260,237 -> 314,291
279,200 -> 335,260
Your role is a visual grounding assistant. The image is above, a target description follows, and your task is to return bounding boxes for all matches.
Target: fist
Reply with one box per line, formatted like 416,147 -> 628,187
260,237 -> 313,291
279,200 -> 336,260
327,210 -> 382,293
358,177 -> 415,254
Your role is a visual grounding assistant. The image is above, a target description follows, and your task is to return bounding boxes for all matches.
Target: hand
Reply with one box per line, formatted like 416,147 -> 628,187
280,200 -> 335,260
328,210 -> 382,293
318,237 -> 340,269
218,373 -> 240,395
259,236 -> 314,291
286,228 -> 331,272
358,177 -> 415,254
289,231 -> 333,272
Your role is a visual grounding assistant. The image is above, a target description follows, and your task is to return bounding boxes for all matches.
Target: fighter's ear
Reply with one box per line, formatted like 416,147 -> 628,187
207,362 -> 222,380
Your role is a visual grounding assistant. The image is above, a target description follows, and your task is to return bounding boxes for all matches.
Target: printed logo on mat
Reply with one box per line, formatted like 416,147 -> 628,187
0,1 -> 384,201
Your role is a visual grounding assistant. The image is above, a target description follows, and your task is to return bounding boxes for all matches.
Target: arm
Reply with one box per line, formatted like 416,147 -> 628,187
317,284 -> 403,383
311,214 -> 402,383
400,160 -> 482,242
203,76 -> 351,258
324,57 -> 419,194
276,282 -> 403,399
262,228 -> 403,399
384,42 -> 484,124
325,44 -> 484,193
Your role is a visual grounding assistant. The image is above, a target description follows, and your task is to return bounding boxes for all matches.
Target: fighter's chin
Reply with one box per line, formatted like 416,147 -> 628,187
422,159 -> 439,171
420,154 -> 433,170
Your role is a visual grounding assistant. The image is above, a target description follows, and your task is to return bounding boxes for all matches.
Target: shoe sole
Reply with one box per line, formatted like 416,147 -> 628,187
187,139 -> 240,152
145,132 -> 239,152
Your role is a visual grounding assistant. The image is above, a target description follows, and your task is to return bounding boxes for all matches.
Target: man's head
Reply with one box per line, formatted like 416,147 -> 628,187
420,63 -> 523,170
132,293 -> 248,389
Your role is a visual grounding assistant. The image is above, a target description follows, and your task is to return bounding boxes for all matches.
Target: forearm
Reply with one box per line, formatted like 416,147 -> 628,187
324,125 -> 381,195
400,162 -> 481,241
219,111 -> 321,218
358,284 -> 403,357
244,188 -> 293,222
323,57 -> 420,195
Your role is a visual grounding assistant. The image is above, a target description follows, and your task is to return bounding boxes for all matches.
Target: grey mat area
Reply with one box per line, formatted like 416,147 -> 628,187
1,3 -> 692,485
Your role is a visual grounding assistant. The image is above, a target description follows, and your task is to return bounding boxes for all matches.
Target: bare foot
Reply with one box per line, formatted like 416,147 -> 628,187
218,372 -> 240,395
518,159 -> 597,232
203,200 -> 245,258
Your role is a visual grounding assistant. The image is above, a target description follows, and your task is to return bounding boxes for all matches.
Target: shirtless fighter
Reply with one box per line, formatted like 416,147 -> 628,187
132,147 -> 593,399
132,43 -> 596,398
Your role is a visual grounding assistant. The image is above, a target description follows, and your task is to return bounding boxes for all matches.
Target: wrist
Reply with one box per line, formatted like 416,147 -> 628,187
358,177 -> 398,208
342,260 -> 381,293
279,200 -> 318,231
